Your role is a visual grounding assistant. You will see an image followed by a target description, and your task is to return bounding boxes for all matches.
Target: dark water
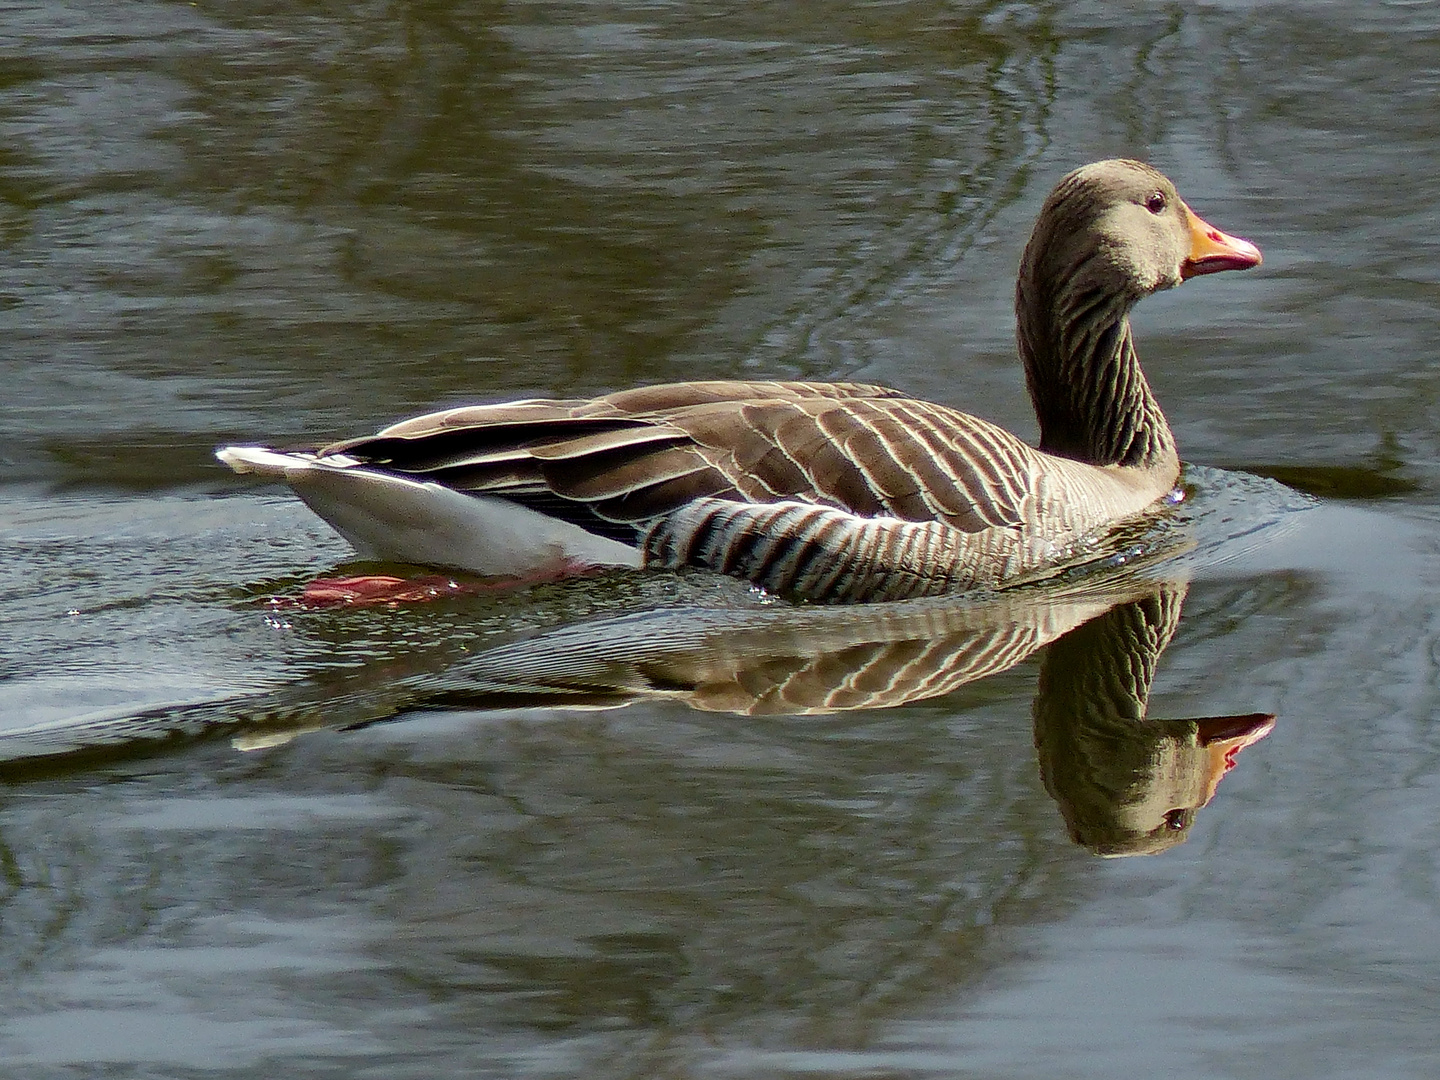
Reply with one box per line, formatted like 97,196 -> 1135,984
3,1 -> 1440,1076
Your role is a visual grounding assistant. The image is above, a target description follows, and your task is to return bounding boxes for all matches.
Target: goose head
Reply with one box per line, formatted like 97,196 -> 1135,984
1015,159 -> 1261,468
1021,159 -> 1261,303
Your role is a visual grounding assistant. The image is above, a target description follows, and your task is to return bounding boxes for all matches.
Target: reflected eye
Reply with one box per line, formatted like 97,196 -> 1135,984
1145,191 -> 1168,215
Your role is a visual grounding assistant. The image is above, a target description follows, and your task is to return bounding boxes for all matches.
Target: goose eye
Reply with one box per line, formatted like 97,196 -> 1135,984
1145,191 -> 1168,215
1163,808 -> 1189,830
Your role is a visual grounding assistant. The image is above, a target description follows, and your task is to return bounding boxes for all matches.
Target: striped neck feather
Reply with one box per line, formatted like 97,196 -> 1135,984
1016,255 -> 1177,471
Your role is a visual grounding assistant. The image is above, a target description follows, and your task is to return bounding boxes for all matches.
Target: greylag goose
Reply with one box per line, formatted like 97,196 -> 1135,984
218,159 -> 1260,603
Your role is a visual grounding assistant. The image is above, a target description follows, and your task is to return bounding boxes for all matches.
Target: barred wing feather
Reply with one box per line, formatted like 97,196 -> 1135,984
319,381 -> 1045,532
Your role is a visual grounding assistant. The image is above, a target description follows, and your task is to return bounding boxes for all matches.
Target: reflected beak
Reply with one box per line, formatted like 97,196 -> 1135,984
1195,712 -> 1276,805
1180,205 -> 1263,279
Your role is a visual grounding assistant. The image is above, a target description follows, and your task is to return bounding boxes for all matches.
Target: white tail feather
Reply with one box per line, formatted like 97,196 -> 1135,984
216,445 -> 641,577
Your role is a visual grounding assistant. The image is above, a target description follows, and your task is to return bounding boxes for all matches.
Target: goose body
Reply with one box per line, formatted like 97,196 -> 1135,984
218,160 -> 1260,603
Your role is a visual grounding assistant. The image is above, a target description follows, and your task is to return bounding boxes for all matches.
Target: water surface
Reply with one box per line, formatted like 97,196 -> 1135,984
3,1 -> 1440,1076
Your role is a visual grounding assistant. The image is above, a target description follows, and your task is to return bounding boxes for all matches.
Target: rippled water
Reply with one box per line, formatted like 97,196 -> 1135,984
3,1 -> 1440,1077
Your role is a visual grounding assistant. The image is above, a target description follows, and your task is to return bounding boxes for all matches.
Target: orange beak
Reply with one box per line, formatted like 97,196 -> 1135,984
1195,712 -> 1276,805
1181,204 -> 1263,280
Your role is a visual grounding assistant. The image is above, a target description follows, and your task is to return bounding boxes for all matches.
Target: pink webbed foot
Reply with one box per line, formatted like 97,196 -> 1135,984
265,559 -> 602,610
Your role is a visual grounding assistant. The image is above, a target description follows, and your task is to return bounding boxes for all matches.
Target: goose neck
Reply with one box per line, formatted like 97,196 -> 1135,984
1017,277 -> 1177,471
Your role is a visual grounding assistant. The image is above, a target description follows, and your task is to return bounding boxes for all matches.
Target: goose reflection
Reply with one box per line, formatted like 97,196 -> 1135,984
1030,587 -> 1273,855
422,574 -> 1273,856
0,568 -> 1272,857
